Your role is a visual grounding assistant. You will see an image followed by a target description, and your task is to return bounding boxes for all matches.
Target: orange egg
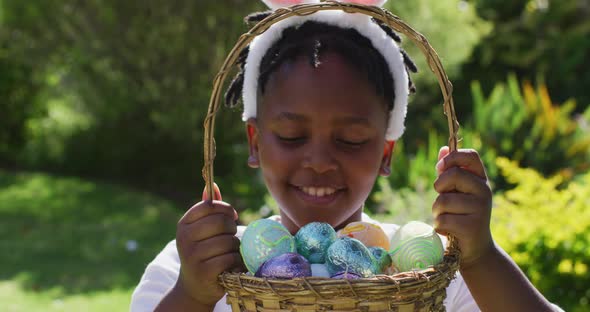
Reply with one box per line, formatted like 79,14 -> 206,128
337,221 -> 390,250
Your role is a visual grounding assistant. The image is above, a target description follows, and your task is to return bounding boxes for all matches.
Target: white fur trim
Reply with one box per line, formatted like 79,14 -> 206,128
242,10 -> 408,140
262,0 -> 319,11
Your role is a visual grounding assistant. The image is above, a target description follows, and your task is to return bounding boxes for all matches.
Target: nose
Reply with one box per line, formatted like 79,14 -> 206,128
302,139 -> 338,174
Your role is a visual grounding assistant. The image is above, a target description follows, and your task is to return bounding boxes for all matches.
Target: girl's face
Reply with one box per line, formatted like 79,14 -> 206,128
247,52 -> 394,234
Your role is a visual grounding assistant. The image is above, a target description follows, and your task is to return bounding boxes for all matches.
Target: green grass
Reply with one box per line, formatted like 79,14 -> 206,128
0,169 -> 182,311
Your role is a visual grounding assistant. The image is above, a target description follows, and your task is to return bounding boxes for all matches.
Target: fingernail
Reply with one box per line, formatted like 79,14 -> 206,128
202,182 -> 222,201
436,159 -> 444,172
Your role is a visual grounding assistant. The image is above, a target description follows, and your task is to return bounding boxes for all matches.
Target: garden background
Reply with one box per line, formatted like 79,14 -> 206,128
1,0 -> 589,311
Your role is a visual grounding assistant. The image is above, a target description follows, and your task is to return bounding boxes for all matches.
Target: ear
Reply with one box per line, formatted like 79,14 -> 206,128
339,0 -> 388,7
246,119 -> 260,168
379,140 -> 395,176
262,0 -> 319,10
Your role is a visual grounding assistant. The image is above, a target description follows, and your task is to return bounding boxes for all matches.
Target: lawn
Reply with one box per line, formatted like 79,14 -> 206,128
0,169 -> 182,311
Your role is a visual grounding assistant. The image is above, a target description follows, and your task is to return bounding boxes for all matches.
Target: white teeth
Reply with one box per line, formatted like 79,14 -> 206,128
300,186 -> 337,197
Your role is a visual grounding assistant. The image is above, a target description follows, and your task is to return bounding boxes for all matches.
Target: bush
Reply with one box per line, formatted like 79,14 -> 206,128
466,74 -> 590,186
492,157 -> 590,312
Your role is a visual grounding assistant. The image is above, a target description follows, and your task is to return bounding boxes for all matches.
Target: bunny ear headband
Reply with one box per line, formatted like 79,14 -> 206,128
243,0 -> 409,140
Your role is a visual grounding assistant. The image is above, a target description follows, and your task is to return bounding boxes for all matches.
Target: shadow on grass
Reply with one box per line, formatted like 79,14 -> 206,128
0,169 -> 182,294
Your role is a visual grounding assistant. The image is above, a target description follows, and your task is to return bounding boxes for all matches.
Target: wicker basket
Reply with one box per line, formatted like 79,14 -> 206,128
203,1 -> 462,311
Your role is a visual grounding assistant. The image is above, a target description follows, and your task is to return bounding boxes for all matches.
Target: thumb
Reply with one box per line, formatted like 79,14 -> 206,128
437,145 -> 450,161
436,146 -> 450,175
202,182 -> 222,201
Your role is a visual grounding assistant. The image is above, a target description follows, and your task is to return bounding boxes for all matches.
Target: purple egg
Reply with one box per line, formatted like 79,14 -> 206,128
255,252 -> 312,279
330,271 -> 362,279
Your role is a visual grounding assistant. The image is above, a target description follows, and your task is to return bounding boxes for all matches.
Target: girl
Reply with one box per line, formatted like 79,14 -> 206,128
131,1 -> 560,311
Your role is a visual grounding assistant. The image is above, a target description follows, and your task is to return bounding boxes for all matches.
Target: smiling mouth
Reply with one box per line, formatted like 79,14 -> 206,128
299,186 -> 337,197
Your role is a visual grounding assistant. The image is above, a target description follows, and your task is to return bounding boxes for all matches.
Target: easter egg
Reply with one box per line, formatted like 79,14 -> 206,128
240,219 -> 296,274
337,221 -> 390,250
368,246 -> 394,275
331,271 -> 361,279
255,252 -> 312,279
389,221 -> 444,272
295,222 -> 337,263
325,237 -> 377,277
311,263 -> 331,278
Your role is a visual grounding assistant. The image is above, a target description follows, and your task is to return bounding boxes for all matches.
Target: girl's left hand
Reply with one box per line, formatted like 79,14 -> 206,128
433,146 -> 494,268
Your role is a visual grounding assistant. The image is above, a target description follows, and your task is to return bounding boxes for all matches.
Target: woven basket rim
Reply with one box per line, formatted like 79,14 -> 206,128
219,251 -> 459,296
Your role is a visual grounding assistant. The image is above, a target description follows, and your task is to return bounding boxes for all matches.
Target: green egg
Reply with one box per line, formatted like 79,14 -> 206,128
240,219 -> 296,274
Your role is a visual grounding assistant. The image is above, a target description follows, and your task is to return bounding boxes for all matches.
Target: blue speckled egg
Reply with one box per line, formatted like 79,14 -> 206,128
325,237 -> 377,278
311,263 -> 331,278
240,219 -> 296,274
331,271 -> 361,279
295,222 -> 337,263
255,252 -> 311,279
389,221 -> 444,272
369,246 -> 393,274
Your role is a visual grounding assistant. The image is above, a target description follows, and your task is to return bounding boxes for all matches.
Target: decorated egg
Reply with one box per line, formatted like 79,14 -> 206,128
325,237 -> 377,277
337,221 -> 390,250
311,263 -> 331,278
295,222 -> 337,263
368,246 -> 394,274
331,271 -> 361,279
255,252 -> 312,279
240,219 -> 296,274
389,221 -> 444,272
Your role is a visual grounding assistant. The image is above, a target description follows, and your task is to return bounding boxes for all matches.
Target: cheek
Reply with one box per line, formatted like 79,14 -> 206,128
343,144 -> 384,178
257,135 -> 295,179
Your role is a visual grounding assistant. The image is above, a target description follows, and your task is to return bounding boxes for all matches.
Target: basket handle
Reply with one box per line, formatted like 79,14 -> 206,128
202,1 -> 460,254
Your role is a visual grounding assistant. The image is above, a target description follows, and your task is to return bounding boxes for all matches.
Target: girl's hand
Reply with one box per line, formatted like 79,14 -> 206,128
174,183 -> 245,308
433,146 -> 494,268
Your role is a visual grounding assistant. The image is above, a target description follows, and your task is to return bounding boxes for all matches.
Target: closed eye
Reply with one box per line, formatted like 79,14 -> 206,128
277,135 -> 306,143
337,139 -> 369,147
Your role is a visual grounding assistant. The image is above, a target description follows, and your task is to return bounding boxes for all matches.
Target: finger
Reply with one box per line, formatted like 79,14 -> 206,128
433,213 -> 473,238
432,192 -> 486,217
202,182 -> 222,201
434,167 -> 491,196
204,251 -> 247,274
438,146 -> 449,161
180,200 -> 237,224
193,234 -> 241,262
437,149 -> 487,179
179,213 -> 237,242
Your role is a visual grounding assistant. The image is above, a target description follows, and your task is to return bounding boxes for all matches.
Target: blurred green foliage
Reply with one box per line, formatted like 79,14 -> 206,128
0,0 -> 268,209
492,158 -> 590,312
372,75 -> 589,206
0,169 -> 180,293
465,74 -> 590,187
0,169 -> 181,310
0,47 -> 42,164
460,0 -> 590,109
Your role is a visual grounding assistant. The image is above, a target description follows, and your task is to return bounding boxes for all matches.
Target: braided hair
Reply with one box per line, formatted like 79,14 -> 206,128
225,11 -> 417,115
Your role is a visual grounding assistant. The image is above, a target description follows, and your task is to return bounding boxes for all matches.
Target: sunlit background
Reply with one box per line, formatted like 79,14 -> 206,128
1,0 -> 589,311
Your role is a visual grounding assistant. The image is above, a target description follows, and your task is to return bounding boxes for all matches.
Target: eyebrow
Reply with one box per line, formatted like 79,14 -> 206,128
271,112 -> 372,126
333,116 -> 371,126
271,112 -> 309,123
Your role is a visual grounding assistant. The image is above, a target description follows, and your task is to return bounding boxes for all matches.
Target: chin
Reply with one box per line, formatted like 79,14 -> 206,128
294,211 -> 354,229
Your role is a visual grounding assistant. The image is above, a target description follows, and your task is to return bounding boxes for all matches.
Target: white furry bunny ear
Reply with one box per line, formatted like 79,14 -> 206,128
262,0 -> 319,10
338,0 -> 387,7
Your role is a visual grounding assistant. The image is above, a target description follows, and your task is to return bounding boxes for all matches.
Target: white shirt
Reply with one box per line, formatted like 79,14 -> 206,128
130,214 -> 480,312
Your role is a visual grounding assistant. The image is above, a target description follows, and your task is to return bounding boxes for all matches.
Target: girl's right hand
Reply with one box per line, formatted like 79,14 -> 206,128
174,183 -> 245,308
